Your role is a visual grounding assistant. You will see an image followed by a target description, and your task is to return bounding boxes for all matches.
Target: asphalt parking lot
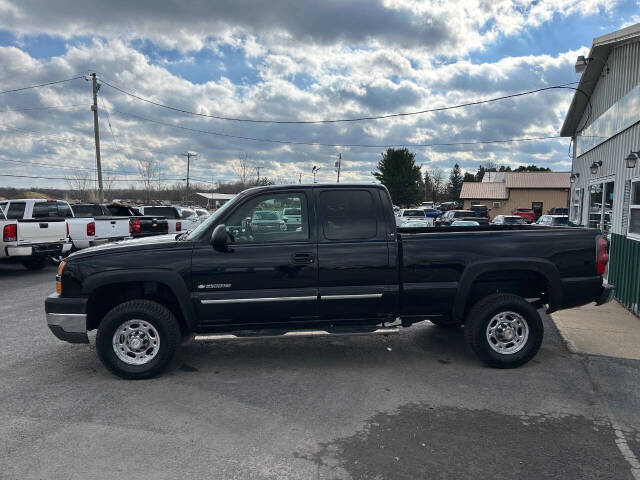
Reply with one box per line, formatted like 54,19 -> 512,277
2,263 -> 640,480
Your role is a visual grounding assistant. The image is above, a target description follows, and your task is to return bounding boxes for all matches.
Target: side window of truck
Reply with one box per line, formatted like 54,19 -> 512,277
320,190 -> 377,240
5,202 -> 26,219
225,192 -> 309,244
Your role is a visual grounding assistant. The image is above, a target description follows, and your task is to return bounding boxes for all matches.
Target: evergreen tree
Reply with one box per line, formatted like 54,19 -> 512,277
372,148 -> 422,206
447,164 -> 464,200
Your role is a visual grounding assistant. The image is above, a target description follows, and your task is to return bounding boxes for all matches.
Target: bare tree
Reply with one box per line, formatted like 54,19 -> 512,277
231,153 -> 255,186
65,169 -> 93,202
104,175 -> 117,201
137,157 -> 160,203
430,167 -> 444,202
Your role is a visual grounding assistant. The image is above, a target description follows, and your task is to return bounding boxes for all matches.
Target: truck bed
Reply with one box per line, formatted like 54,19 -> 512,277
398,225 -> 603,320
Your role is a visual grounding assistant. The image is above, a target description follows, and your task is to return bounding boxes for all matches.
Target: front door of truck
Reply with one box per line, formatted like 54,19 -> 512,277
315,188 -> 395,321
191,190 -> 318,328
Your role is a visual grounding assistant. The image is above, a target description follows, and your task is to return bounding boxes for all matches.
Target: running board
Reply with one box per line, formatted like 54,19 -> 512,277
194,327 -> 399,341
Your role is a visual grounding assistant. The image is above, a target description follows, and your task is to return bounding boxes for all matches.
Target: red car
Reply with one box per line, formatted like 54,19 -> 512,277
512,208 -> 536,223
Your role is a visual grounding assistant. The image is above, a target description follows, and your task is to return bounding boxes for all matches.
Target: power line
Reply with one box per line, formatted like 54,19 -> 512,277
0,75 -> 86,95
100,77 -> 580,124
0,172 -> 189,182
0,104 -> 86,113
112,107 -> 563,149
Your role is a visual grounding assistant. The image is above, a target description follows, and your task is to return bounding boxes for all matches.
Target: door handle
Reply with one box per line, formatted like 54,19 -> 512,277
291,252 -> 314,265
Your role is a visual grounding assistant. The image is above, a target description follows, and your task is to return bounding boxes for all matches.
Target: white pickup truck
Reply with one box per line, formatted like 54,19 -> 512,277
68,204 -> 131,249
0,199 -> 72,269
138,206 -> 200,234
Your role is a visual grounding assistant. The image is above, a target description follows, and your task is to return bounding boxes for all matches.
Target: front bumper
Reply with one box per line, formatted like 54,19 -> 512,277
45,293 -> 89,344
596,284 -> 615,306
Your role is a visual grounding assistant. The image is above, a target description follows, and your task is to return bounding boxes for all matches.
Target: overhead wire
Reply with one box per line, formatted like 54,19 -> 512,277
112,107 -> 564,149
99,77 -> 582,124
0,75 -> 86,95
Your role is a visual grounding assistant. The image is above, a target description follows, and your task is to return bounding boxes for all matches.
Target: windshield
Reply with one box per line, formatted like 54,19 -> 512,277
552,216 -> 569,225
504,217 -> 525,224
185,197 -> 239,240
403,210 -> 424,217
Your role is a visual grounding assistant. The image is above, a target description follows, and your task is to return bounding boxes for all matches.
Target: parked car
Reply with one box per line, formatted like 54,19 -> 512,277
491,215 -> 526,225
451,220 -> 480,227
106,204 -> 169,237
535,215 -> 569,227
0,199 -> 72,269
139,206 -> 200,234
547,207 -> 569,215
419,202 -> 435,209
512,208 -> 536,223
470,204 -> 490,218
194,208 -> 210,223
436,210 -> 489,226
439,202 -> 458,212
422,208 -> 442,218
398,219 -> 431,229
396,208 -> 426,226
70,204 -> 131,248
45,183 -> 613,378
250,210 -> 287,232
282,207 -> 302,231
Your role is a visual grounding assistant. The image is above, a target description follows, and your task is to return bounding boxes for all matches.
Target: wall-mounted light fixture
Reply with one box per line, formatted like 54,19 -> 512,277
590,161 -> 603,175
570,173 -> 580,183
625,151 -> 639,169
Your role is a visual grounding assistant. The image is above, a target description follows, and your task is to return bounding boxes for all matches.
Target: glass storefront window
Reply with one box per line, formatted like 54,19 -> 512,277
588,181 -> 615,234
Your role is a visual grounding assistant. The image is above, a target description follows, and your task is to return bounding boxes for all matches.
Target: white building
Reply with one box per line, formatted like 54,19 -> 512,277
561,23 -> 640,313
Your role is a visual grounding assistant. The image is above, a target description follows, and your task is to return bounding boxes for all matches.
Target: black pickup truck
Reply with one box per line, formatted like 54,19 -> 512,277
105,204 -> 169,237
45,184 -> 613,379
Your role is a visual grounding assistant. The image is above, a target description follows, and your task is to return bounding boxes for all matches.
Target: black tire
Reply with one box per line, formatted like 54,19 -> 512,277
22,257 -> 46,270
96,300 -> 181,379
430,318 -> 462,328
464,293 -> 543,368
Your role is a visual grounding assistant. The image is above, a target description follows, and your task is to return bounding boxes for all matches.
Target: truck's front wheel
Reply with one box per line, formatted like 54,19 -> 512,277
464,293 -> 543,368
96,300 -> 180,379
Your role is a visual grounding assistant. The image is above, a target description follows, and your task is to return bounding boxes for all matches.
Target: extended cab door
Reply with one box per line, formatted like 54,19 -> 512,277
316,188 -> 395,321
191,189 -> 318,328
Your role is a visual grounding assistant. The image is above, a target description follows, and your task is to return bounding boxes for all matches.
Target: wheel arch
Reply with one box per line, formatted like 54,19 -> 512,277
452,258 -> 562,322
82,269 -> 196,331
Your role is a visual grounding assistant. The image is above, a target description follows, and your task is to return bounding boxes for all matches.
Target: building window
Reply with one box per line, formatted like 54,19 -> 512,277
571,188 -> 582,224
588,181 -> 615,234
492,201 -> 501,208
629,179 -> 640,241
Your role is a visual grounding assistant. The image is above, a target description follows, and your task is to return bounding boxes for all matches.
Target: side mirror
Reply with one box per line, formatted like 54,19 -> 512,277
211,224 -> 229,251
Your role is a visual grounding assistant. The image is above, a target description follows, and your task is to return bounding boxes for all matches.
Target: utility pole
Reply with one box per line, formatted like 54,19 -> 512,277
335,153 -> 342,183
181,152 -> 197,204
90,73 -> 103,201
298,173 -> 303,184
256,166 -> 261,184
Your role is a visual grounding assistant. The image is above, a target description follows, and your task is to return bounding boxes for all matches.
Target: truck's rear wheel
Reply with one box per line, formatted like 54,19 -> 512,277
96,300 -> 180,379
464,293 -> 543,368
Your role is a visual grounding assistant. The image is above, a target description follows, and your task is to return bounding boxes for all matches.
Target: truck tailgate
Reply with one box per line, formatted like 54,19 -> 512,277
94,217 -> 130,240
17,219 -> 67,244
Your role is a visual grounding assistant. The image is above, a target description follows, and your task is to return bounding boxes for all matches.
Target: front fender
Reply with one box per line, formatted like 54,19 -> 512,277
81,268 -> 197,329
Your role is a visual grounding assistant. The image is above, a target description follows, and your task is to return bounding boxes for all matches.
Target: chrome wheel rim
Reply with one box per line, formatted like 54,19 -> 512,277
486,311 -> 529,355
112,319 -> 160,365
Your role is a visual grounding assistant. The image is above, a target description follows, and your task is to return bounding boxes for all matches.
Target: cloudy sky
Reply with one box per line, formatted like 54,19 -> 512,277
0,0 -> 638,189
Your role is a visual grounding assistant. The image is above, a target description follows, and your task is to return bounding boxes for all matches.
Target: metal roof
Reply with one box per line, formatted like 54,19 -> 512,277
504,172 -> 570,189
459,182 -> 508,199
560,22 -> 640,137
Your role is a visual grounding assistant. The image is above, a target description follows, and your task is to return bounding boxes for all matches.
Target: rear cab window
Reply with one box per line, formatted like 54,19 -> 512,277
72,204 -> 105,218
5,202 -> 26,219
32,201 -> 73,218
319,190 -> 378,241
